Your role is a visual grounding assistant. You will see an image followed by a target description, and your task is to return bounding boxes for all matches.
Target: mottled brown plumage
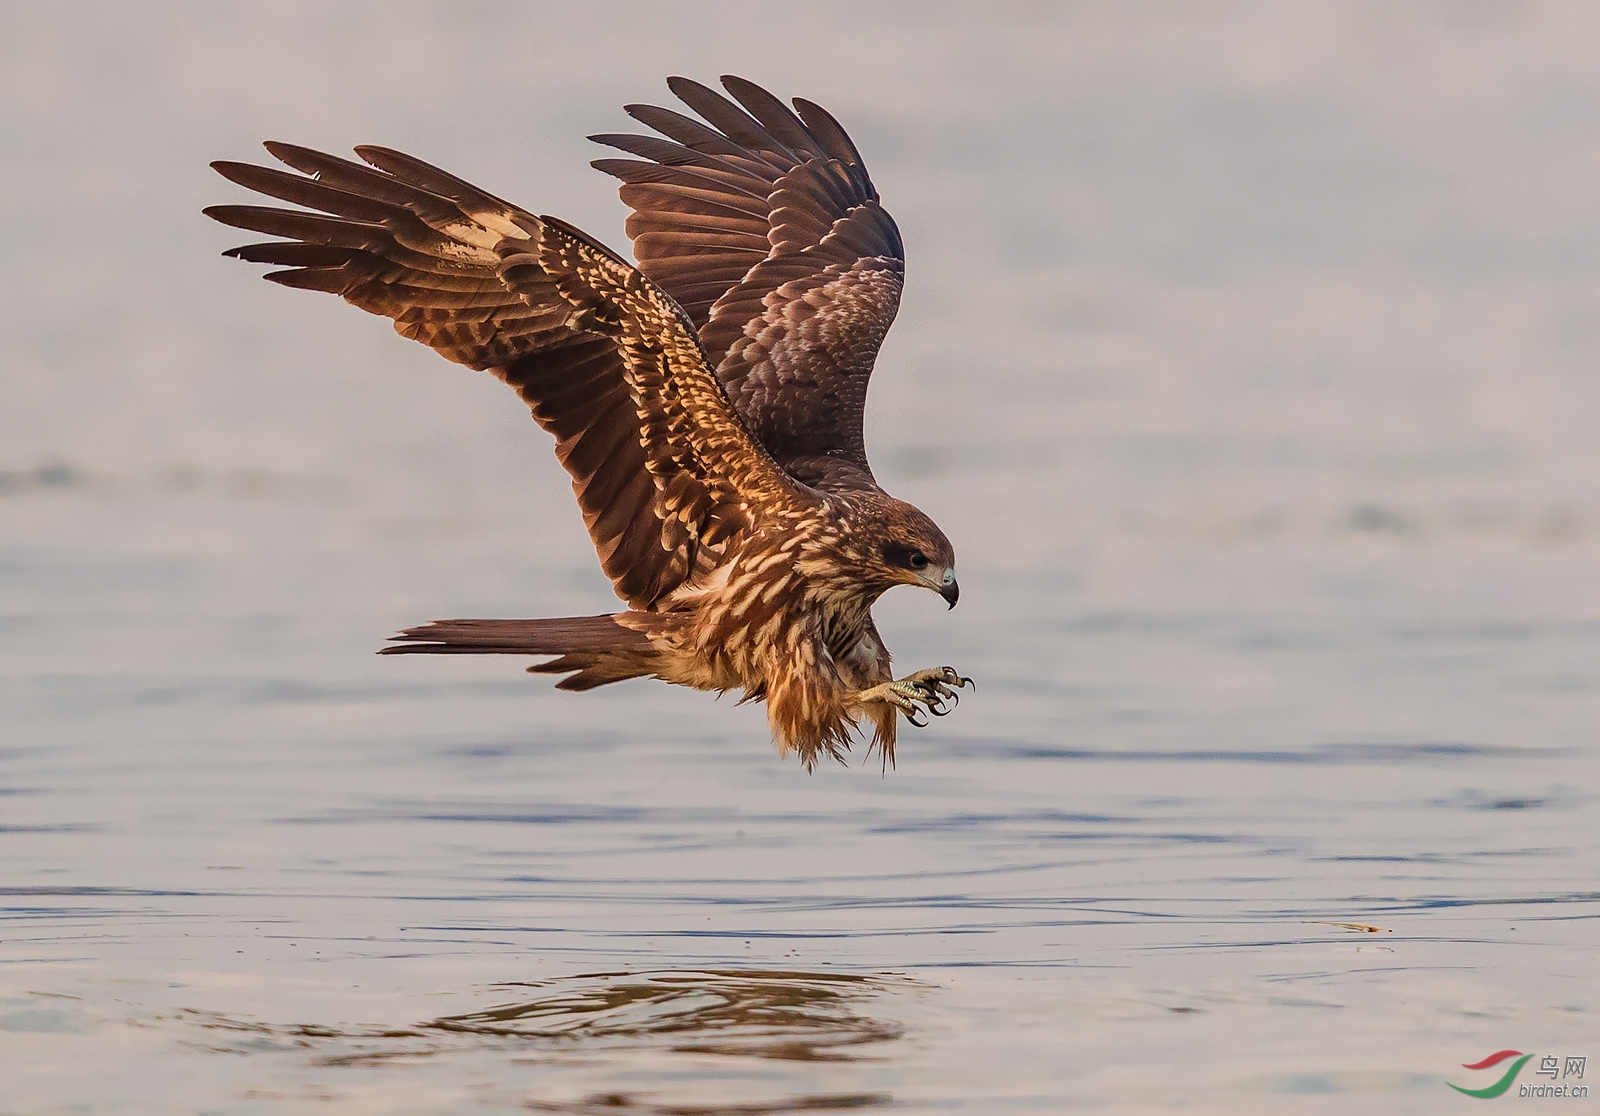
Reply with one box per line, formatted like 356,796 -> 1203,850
205,76 -> 968,769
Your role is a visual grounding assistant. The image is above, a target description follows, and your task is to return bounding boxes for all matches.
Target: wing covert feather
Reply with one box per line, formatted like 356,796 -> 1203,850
592,76 -> 905,488
207,143 -> 801,607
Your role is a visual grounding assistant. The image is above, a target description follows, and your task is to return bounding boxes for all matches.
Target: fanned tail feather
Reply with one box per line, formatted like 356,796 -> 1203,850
380,614 -> 664,691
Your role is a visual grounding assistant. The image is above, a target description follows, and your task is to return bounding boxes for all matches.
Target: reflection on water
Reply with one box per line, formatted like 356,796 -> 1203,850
525,1090 -> 890,1114
167,971 -> 905,1111
431,970 -> 911,1061
525,1092 -> 890,1114
171,970 -> 911,1063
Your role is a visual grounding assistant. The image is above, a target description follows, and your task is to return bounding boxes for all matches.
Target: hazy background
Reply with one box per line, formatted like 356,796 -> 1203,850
2,3 -> 1597,1113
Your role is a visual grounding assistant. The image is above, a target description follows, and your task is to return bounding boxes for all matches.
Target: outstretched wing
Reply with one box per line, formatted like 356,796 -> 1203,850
205,143 -> 800,609
592,76 -> 904,489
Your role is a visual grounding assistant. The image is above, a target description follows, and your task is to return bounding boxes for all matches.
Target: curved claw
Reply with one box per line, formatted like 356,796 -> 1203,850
860,667 -> 974,730
959,676 -> 975,690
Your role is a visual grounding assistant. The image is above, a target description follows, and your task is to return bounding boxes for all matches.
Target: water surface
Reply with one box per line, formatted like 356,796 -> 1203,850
3,3 -> 1598,1112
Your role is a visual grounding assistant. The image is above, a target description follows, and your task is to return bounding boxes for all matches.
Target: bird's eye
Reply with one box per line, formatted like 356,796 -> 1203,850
882,543 -> 932,570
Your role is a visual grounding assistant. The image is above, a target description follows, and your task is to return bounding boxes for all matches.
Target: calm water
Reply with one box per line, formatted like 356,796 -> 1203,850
3,3 -> 1598,1112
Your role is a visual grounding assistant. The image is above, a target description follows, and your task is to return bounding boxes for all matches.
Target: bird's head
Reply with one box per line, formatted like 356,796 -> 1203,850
836,492 -> 959,608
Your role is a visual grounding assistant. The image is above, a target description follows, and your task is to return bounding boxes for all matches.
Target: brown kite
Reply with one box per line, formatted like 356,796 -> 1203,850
205,76 -> 969,769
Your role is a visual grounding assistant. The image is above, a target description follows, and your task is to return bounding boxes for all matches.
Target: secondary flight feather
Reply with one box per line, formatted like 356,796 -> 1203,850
206,76 -> 969,769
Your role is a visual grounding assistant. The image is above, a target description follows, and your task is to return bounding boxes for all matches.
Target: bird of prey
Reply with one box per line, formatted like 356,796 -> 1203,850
205,75 -> 969,769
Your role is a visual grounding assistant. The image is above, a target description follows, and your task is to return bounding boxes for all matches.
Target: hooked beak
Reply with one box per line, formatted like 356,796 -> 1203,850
931,567 -> 959,609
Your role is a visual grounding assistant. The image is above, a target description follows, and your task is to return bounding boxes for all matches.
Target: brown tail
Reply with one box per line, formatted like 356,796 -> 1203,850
380,614 -> 665,691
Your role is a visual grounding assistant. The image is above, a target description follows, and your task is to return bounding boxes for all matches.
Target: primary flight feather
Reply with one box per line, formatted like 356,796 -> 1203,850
205,75 -> 969,769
